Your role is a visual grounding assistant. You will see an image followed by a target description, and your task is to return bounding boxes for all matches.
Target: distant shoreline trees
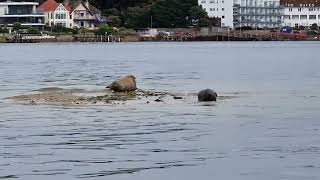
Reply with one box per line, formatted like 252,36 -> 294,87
3,0 -> 210,29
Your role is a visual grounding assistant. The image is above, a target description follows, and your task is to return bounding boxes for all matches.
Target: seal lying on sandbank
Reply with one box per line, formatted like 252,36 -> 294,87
198,89 -> 217,102
106,74 -> 137,92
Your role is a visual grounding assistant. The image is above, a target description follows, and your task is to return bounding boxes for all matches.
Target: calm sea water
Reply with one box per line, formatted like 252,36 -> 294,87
0,42 -> 320,180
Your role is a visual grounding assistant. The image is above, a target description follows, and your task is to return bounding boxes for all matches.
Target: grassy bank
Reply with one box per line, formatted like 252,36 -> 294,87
0,36 -> 7,43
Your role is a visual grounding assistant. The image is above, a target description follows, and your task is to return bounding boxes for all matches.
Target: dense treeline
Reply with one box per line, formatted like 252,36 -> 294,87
4,0 -> 211,29
98,0 -> 211,29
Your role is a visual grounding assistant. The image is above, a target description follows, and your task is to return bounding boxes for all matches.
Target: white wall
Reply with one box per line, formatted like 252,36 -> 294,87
198,0 -> 233,28
72,3 -> 98,29
233,0 -> 283,28
283,7 -> 320,27
0,5 -> 8,16
44,4 -> 72,28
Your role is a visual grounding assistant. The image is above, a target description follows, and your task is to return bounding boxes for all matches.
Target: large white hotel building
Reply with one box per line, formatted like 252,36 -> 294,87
199,0 -> 283,29
199,0 -> 320,29
281,0 -> 320,27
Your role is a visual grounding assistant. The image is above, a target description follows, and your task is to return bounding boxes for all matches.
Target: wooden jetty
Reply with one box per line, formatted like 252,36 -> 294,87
75,34 -> 121,42
6,34 -> 56,43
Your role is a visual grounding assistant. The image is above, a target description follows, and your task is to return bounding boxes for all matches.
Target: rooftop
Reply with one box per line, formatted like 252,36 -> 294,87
37,0 -> 59,12
0,1 -> 39,6
280,0 -> 320,7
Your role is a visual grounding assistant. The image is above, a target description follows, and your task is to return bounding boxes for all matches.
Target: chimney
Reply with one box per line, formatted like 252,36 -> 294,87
84,0 -> 89,8
63,0 -> 70,7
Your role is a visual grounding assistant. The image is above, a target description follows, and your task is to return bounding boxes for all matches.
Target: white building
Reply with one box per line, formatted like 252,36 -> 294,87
198,0 -> 234,28
38,0 -> 72,28
69,0 -> 102,29
282,0 -> 320,27
0,1 -> 45,28
38,0 -> 102,29
233,0 -> 283,28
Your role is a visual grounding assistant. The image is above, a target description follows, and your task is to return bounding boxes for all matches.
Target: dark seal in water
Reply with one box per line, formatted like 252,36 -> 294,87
107,74 -> 137,92
198,89 -> 217,102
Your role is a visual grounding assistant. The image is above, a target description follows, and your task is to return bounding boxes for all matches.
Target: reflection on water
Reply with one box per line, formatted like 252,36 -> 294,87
0,42 -> 320,180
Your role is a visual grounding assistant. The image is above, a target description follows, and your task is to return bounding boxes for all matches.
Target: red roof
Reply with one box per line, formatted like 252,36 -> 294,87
38,0 -> 101,14
37,0 -> 59,12
65,4 -> 72,12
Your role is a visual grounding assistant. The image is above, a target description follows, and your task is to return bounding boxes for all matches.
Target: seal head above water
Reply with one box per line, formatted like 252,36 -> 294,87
198,89 -> 217,102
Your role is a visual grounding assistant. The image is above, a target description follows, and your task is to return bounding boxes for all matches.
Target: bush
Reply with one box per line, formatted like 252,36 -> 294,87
107,15 -> 122,27
235,26 -> 253,30
52,26 -> 79,34
95,25 -> 114,35
12,23 -> 22,31
311,23 -> 319,31
27,27 -> 40,34
299,25 -> 305,30
0,27 -> 9,33
117,27 -> 137,36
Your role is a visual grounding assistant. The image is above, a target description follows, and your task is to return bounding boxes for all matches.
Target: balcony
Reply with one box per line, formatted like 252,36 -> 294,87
0,16 -> 45,26
236,12 -> 282,16
3,13 -> 44,18
73,14 -> 96,21
235,20 -> 282,24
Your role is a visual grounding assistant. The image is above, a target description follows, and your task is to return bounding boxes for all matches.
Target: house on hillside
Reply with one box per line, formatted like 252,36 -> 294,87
38,0 -> 103,29
65,0 -> 102,29
0,1 -> 45,29
37,0 -> 72,28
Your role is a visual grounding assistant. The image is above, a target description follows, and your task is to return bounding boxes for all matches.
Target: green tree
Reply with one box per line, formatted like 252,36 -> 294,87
27,27 -> 40,34
95,25 -> 114,35
311,23 -> 319,31
12,23 -> 22,31
102,8 -> 121,16
107,15 -> 122,27
0,26 -> 9,34
188,6 -> 210,27
33,0 -> 210,29
124,6 -> 149,29
150,0 -> 209,28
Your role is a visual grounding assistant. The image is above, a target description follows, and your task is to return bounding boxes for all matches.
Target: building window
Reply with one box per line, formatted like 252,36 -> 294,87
80,21 -> 85,27
292,15 -> 299,20
55,13 -> 66,19
300,15 -> 307,20
309,15 -> 316,20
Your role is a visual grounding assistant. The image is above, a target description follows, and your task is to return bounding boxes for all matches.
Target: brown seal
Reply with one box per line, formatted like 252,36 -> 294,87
106,74 -> 137,92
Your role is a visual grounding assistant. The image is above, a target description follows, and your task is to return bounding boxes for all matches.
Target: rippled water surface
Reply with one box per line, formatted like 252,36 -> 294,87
0,42 -> 320,180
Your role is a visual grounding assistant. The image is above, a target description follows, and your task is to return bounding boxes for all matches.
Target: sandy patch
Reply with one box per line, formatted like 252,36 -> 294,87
4,87 -> 237,106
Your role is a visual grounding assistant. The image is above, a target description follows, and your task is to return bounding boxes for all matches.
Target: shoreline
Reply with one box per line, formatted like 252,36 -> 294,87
1,32 -> 320,43
1,38 -> 319,43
